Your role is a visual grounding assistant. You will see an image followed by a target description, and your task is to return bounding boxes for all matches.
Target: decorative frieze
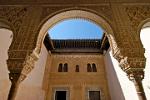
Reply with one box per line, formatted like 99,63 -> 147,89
53,54 -> 102,58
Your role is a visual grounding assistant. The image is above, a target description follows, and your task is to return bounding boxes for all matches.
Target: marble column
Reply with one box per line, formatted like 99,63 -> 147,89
128,71 -> 146,100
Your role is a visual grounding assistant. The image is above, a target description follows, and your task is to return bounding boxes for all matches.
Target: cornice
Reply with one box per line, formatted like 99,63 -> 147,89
0,0 -> 149,6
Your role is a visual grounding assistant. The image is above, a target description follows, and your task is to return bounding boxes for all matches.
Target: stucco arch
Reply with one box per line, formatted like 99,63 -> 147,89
137,18 -> 150,48
139,19 -> 150,100
138,18 -> 150,32
36,9 -> 114,54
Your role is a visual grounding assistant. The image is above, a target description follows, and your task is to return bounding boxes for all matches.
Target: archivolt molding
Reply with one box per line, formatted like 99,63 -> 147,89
106,34 -> 123,62
20,49 -> 39,81
36,9 -> 114,54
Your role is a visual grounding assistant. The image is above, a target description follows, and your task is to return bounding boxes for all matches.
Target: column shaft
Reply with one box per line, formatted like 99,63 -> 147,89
133,79 -> 146,100
8,82 -> 19,100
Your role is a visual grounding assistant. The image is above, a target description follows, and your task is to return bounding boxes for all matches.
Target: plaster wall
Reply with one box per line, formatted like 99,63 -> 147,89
16,44 -> 48,100
104,49 -> 125,100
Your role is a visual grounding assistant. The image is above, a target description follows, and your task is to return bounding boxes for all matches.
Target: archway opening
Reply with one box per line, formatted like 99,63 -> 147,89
140,21 -> 150,99
32,9 -> 125,100
0,27 -> 13,100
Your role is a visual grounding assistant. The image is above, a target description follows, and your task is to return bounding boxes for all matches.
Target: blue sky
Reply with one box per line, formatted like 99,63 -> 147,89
48,19 -> 103,39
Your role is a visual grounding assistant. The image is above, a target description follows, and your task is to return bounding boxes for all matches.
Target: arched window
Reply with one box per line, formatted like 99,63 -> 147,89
75,65 -> 80,72
87,63 -> 92,72
64,63 -> 68,72
58,63 -> 63,72
92,63 -> 97,72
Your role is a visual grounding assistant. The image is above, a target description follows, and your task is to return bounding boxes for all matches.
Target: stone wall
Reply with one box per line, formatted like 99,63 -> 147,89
45,53 -> 110,100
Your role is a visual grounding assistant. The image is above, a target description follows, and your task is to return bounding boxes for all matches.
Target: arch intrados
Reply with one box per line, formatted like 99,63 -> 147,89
138,18 -> 150,36
36,9 -> 114,53
137,18 -> 150,47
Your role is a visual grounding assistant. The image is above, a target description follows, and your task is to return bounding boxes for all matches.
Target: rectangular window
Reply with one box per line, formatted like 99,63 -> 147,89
55,91 -> 67,100
89,91 -> 101,100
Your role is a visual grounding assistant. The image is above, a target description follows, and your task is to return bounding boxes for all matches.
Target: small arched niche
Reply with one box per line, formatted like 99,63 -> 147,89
0,21 -> 13,100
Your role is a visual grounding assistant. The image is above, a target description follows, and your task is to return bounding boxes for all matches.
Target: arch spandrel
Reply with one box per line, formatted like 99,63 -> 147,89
125,6 -> 150,37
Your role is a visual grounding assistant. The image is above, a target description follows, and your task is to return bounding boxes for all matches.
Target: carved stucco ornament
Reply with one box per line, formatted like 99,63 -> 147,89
106,34 -> 124,61
18,48 -> 39,83
0,7 -> 28,36
126,6 -> 150,30
106,33 -> 146,82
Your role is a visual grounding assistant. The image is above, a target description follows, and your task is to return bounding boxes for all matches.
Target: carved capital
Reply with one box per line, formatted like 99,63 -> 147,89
119,56 -> 146,71
107,33 -> 146,82
118,56 -> 146,82
127,70 -> 144,81
7,49 -> 39,83
9,72 -> 21,84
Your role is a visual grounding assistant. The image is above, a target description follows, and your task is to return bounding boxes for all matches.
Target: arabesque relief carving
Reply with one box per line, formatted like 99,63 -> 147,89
107,34 -> 146,76
126,6 -> 150,30
0,7 -> 28,37
21,49 -> 39,81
